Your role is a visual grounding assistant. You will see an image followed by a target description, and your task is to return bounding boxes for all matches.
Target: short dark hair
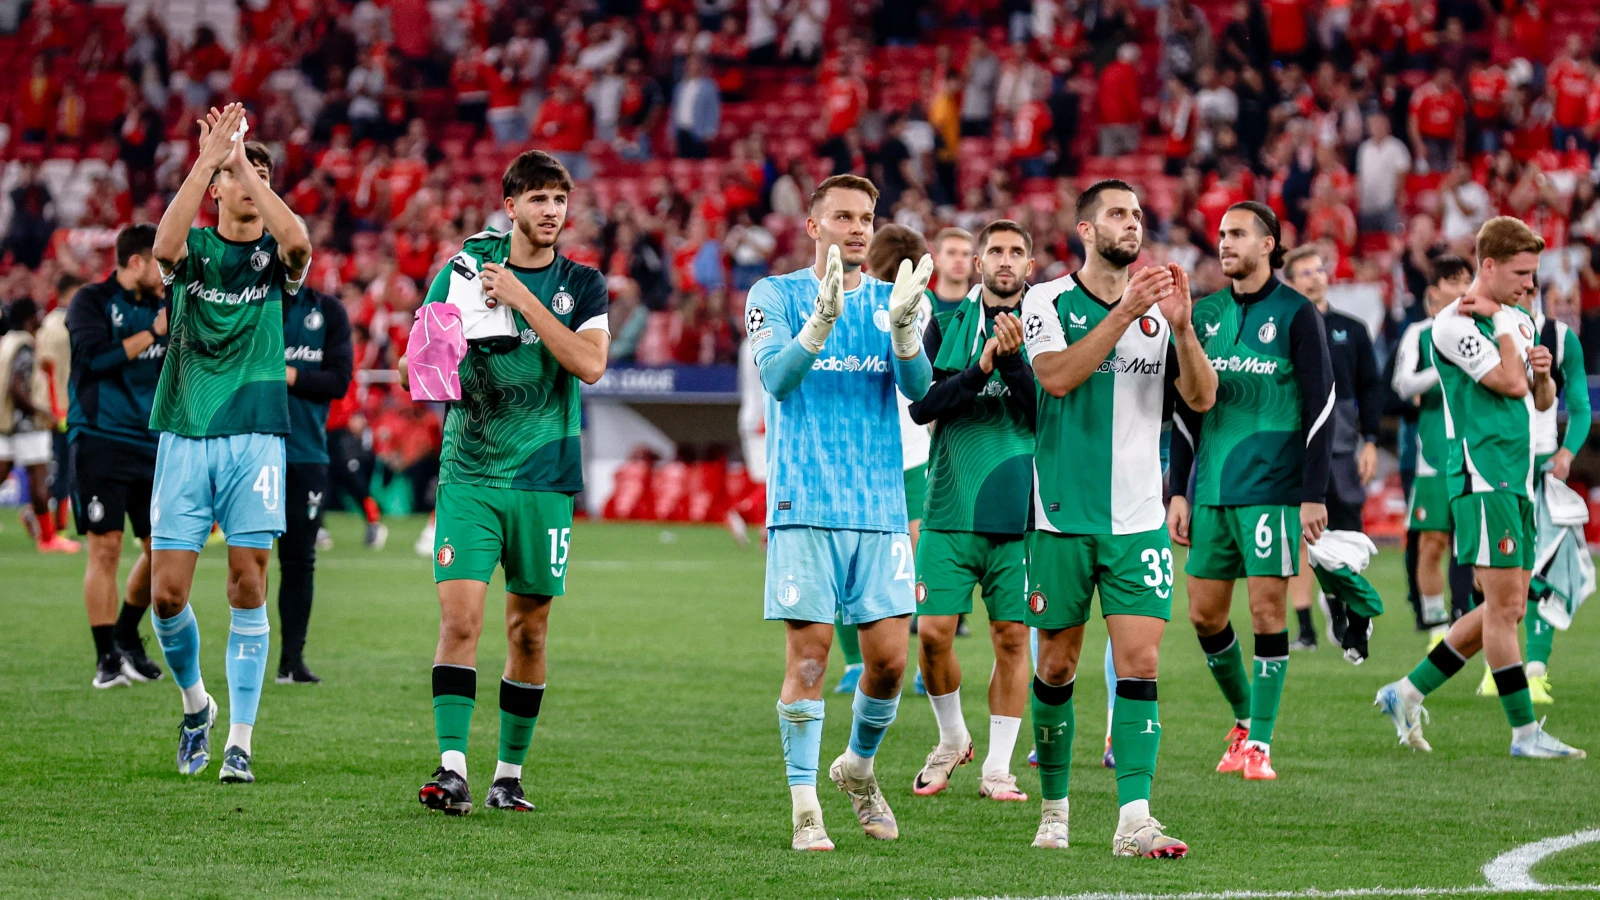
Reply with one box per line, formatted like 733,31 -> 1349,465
1282,244 -> 1323,275
116,224 -> 157,267
1430,254 -> 1474,286
866,224 -> 928,279
1228,200 -> 1286,269
809,174 -> 879,212
211,141 -> 274,184
8,298 -> 38,328
503,149 -> 574,199
1075,179 -> 1138,224
976,219 -> 1033,257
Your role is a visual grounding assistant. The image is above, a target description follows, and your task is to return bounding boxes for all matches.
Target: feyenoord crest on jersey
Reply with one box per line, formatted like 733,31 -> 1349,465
250,249 -> 271,271
304,309 -> 324,330
1139,315 -> 1160,337
552,290 -> 575,315
1258,318 -> 1277,342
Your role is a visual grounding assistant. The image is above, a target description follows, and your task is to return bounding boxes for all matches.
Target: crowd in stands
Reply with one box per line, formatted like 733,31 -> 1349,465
4,0 -> 1600,483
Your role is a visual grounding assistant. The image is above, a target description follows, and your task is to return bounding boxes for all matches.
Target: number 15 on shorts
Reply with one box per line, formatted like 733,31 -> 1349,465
548,527 -> 570,578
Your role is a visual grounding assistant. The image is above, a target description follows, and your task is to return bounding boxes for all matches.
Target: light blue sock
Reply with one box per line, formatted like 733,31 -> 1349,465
1104,639 -> 1118,713
848,687 -> 900,758
153,605 -> 202,689
777,699 -> 826,786
225,606 -> 271,727
1030,627 -> 1039,672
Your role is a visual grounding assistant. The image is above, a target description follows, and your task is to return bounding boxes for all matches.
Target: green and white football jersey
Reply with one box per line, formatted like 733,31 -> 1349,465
150,227 -> 303,437
1430,299 -> 1537,498
1392,317 -> 1448,476
1021,273 -> 1178,535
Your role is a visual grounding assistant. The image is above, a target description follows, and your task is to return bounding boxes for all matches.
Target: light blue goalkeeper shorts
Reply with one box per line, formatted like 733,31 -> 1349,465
151,432 -> 286,552
763,526 -> 916,625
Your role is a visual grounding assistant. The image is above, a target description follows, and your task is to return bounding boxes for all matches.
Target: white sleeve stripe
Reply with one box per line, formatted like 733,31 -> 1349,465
1305,387 -> 1336,447
575,314 -> 610,334
1173,415 -> 1194,448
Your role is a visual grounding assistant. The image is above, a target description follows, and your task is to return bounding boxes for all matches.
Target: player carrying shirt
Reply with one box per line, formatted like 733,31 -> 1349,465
409,151 -> 611,815
905,219 -> 1036,804
147,104 -> 313,783
1167,201 -> 1334,783
1392,256 -> 1476,644
1376,217 -> 1583,759
748,174 -> 933,852
1023,180 -> 1216,855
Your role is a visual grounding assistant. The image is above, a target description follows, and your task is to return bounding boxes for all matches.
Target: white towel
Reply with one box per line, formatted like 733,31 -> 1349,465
1306,530 -> 1378,574
445,253 -> 519,342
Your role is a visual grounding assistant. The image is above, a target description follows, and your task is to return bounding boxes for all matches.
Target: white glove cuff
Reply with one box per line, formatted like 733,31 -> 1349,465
798,316 -> 833,353
892,337 -> 920,359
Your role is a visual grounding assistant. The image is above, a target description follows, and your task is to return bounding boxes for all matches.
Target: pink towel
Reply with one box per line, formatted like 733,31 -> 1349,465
407,303 -> 465,401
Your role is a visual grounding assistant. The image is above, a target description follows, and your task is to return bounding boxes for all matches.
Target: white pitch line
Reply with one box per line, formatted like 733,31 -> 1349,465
1483,828 -> 1600,891
946,828 -> 1600,900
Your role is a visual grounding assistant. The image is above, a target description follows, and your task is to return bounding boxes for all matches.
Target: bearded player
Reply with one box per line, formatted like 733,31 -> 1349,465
1167,201 -> 1334,782
1376,217 -> 1583,759
1022,180 -> 1215,854
748,174 -> 933,851
905,220 -> 1036,804
407,150 -> 610,814
148,104 -> 312,783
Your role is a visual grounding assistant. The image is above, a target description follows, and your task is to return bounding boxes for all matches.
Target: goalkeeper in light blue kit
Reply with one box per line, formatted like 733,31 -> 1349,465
747,174 -> 934,851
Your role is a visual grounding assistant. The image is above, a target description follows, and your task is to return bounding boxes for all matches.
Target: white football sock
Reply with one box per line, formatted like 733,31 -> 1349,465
1117,799 -> 1150,833
494,760 -> 522,781
928,688 -> 969,750
226,723 -> 252,755
1397,677 -> 1426,705
441,750 -> 467,778
841,747 -> 873,780
1512,722 -> 1539,741
1526,661 -> 1547,678
1421,593 -> 1446,622
790,784 -> 821,824
1042,797 -> 1069,815
982,715 -> 1021,777
180,679 -> 209,715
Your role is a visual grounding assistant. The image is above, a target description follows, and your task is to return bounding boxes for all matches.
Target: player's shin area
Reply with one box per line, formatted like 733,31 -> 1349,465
782,617 -> 910,702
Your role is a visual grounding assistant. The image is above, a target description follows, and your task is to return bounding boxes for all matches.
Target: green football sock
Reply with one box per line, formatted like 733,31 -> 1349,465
498,679 -> 545,767
1492,665 -> 1537,728
1031,677 -> 1075,802
1525,600 -> 1554,669
1111,682 -> 1160,807
833,609 -> 862,667
1406,639 -> 1467,696
1198,624 -> 1251,721
432,665 -> 477,755
1246,631 -> 1289,746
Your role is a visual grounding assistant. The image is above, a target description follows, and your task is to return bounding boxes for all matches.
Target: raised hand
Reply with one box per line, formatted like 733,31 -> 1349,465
993,311 -> 1023,355
1157,262 -> 1193,330
889,253 -> 935,358
1123,265 -> 1175,318
196,103 -> 245,173
798,245 -> 844,353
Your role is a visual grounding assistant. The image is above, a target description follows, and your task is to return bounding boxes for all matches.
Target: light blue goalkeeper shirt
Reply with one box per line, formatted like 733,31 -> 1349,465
746,264 -> 931,532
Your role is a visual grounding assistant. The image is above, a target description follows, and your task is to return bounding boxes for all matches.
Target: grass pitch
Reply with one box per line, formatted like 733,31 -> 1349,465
1,515 -> 1596,899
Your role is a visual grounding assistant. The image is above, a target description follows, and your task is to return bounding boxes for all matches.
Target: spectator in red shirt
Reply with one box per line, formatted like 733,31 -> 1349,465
1408,67 -> 1466,174
1011,84 -> 1053,179
1467,52 -> 1509,155
1513,1 -> 1549,65
1546,36 -> 1594,152
1098,43 -> 1144,157
451,47 -> 493,125
13,57 -> 59,143
1303,174 -> 1358,258
532,82 -> 593,178
1161,77 -> 1200,176
1265,0 -> 1310,62
824,68 -> 868,138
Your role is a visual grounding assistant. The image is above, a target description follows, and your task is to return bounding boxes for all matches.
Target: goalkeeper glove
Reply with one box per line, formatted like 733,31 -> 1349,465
798,244 -> 844,353
889,253 -> 935,358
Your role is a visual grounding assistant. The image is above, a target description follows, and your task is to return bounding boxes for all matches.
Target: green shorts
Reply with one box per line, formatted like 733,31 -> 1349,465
1024,528 -> 1174,630
904,462 -> 928,523
1408,473 -> 1451,532
433,483 -> 575,596
1184,504 -> 1300,581
914,530 -> 1026,621
1451,492 -> 1535,569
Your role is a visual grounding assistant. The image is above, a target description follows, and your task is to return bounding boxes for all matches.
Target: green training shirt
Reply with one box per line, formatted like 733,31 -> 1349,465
150,227 -> 301,437
424,239 -> 609,494
1431,299 -> 1537,498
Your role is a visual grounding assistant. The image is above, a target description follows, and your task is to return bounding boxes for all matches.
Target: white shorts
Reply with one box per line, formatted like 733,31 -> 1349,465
0,431 -> 52,467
